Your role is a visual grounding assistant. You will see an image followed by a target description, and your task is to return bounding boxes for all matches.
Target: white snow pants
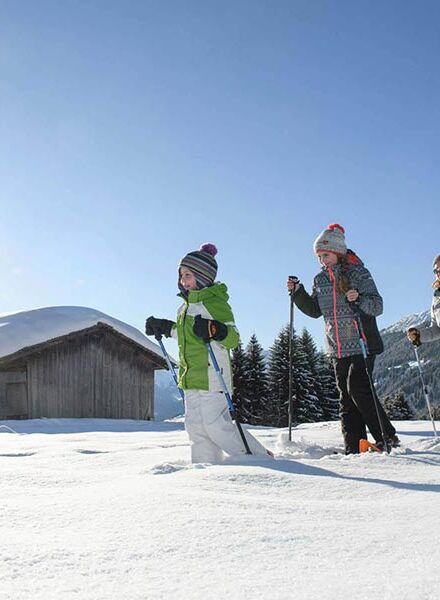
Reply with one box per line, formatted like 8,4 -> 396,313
184,390 -> 268,463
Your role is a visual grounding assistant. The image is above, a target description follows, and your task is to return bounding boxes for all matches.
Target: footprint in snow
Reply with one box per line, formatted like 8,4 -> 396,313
76,449 -> 110,455
0,452 -> 37,458
148,460 -> 209,475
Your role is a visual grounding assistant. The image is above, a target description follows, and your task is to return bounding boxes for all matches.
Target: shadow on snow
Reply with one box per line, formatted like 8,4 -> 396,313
0,418 -> 185,435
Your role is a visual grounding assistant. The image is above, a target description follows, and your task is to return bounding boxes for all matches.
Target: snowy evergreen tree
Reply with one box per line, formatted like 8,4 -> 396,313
266,325 -> 323,426
242,334 -> 268,424
316,353 -> 340,421
266,325 -> 290,427
299,329 -> 338,421
299,329 -> 320,377
384,392 -> 415,420
231,341 -> 249,422
292,332 -> 324,424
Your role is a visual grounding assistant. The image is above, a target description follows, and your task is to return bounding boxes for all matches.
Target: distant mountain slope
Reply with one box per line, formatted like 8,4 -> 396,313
380,309 -> 431,335
154,370 -> 184,420
375,311 -> 440,414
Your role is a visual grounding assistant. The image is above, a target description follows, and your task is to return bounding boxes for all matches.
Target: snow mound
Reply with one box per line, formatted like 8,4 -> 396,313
276,432 -> 343,459
0,306 -> 164,361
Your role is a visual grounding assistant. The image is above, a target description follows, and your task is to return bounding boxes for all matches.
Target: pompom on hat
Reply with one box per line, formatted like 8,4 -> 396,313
179,243 -> 218,290
313,223 -> 348,256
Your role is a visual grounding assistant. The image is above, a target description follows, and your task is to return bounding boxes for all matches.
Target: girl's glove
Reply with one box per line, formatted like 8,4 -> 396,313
145,316 -> 175,338
193,315 -> 227,343
287,276 -> 300,293
407,327 -> 421,347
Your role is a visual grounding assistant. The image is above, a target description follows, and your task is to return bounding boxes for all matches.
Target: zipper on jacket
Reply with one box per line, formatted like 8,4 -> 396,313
328,267 -> 342,359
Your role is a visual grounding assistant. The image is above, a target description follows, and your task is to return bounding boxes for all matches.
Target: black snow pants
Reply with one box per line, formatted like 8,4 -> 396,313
333,354 -> 396,454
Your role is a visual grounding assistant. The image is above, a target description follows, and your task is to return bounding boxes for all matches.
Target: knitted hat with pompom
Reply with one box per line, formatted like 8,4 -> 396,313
179,243 -> 218,290
313,224 -> 347,256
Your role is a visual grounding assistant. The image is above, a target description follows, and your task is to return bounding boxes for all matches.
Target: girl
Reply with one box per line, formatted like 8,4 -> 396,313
146,243 -> 272,463
407,254 -> 440,345
287,224 -> 399,454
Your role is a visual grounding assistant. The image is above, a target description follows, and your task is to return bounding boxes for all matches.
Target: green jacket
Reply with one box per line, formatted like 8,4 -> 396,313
171,282 -> 239,391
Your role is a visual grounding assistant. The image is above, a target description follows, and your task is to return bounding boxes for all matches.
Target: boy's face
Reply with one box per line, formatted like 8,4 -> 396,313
180,267 -> 198,291
317,251 -> 338,268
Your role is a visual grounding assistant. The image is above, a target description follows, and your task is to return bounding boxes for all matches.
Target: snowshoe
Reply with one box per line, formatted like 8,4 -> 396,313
359,439 -> 382,453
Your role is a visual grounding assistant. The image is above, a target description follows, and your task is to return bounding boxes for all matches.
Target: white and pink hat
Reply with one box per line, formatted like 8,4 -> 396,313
313,223 -> 347,256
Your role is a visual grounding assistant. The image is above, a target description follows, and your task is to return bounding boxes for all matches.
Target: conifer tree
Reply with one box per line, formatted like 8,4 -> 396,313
299,329 -> 338,421
292,332 -> 324,423
243,334 -> 268,425
316,353 -> 339,421
231,341 -> 249,423
384,392 -> 415,420
266,325 -> 291,427
299,328 -> 320,377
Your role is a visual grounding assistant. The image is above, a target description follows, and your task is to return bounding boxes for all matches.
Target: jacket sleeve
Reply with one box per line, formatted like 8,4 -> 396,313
293,282 -> 322,318
355,267 -> 383,317
419,298 -> 440,343
210,299 -> 240,350
221,321 -> 240,350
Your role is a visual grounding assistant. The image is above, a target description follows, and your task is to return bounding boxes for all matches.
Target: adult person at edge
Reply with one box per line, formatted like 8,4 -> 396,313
407,254 -> 440,346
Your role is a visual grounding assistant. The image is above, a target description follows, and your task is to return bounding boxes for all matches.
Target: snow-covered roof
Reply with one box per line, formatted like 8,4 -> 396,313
0,306 -> 167,363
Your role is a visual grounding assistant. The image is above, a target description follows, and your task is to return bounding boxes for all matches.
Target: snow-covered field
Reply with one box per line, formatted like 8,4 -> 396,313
1,419 -> 439,600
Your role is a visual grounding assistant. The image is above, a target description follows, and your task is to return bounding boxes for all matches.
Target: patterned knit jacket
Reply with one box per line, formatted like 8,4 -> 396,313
419,287 -> 440,343
293,262 -> 384,359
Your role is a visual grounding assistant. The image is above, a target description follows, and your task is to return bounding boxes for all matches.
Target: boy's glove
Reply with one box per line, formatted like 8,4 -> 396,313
193,315 -> 227,343
407,327 -> 421,347
145,316 -> 175,339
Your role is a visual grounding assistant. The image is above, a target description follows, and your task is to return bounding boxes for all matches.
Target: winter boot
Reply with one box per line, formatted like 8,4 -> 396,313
375,435 -> 401,452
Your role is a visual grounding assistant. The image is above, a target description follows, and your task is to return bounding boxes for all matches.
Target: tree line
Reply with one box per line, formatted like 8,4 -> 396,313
231,326 -> 422,427
231,326 -> 339,427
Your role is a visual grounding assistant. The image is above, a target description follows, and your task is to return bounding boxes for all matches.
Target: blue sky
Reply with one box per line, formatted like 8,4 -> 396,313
1,0 -> 439,353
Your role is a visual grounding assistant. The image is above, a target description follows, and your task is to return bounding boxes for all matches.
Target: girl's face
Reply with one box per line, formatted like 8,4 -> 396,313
317,251 -> 339,269
180,266 -> 198,291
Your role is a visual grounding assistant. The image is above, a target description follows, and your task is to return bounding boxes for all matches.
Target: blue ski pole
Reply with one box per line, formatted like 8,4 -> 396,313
206,341 -> 252,455
155,335 -> 185,403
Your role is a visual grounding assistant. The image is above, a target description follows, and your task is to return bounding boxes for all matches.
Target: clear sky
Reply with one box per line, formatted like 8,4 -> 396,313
1,0 -> 439,354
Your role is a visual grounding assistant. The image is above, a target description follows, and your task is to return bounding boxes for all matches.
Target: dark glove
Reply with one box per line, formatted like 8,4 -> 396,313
407,327 -> 421,347
287,276 -> 300,294
145,316 -> 175,339
193,315 -> 228,343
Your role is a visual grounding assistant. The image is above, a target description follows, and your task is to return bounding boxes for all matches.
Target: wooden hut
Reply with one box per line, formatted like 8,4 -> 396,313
0,307 -> 169,420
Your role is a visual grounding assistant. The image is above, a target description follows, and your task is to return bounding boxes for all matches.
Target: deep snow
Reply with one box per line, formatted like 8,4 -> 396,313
1,419 -> 439,600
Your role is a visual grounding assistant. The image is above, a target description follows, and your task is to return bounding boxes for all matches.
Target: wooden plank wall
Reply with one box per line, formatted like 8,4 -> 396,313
26,332 -> 155,419
0,371 -> 28,419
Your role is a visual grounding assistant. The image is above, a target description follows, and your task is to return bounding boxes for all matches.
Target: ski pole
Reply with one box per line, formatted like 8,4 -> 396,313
206,341 -> 252,455
413,346 -> 438,438
154,335 -> 185,402
288,276 -> 297,441
350,303 -> 391,454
